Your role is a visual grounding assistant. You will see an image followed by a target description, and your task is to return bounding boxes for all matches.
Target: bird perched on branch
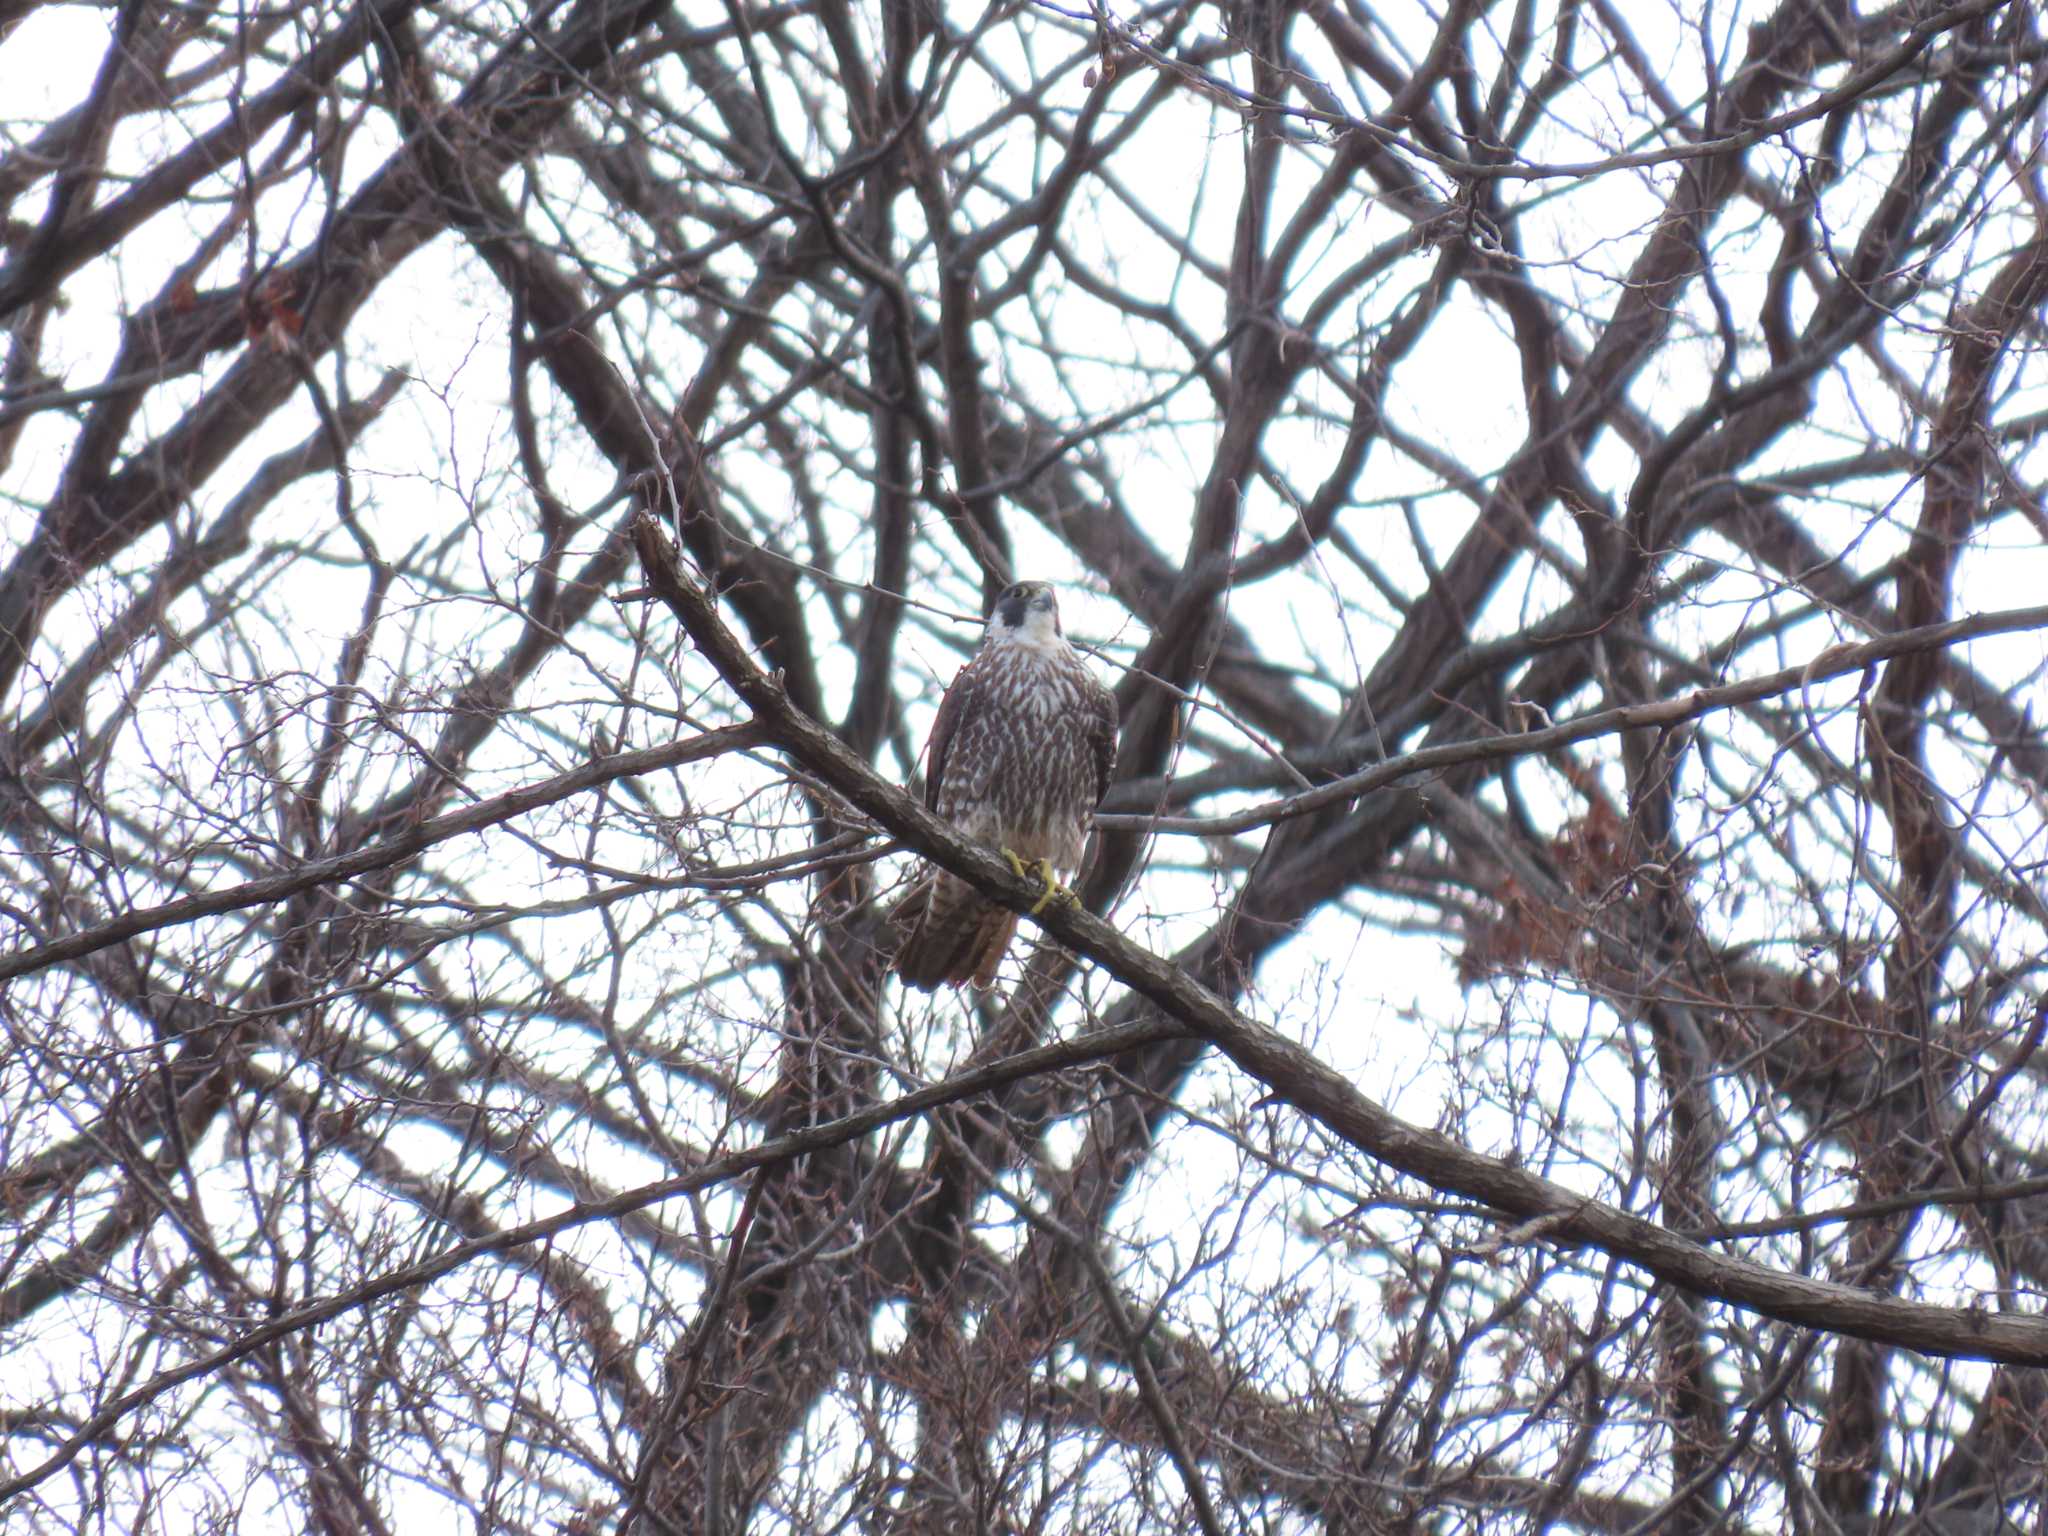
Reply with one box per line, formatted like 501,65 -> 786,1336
890,581 -> 1118,991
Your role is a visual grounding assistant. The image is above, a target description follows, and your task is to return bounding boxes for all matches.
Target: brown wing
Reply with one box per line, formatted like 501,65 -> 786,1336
1087,674 -> 1118,805
923,649 -> 985,811
892,649 -> 1006,990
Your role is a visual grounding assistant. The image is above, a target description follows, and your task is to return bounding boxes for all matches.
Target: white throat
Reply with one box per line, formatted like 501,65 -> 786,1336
1001,606 -> 1068,656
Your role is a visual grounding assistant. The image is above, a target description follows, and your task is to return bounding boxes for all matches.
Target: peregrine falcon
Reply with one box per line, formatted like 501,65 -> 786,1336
890,581 -> 1119,991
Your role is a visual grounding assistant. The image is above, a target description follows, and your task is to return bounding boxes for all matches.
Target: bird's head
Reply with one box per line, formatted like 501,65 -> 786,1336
988,581 -> 1064,651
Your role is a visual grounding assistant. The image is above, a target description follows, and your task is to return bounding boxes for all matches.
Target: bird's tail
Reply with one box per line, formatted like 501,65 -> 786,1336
888,870 -> 1018,991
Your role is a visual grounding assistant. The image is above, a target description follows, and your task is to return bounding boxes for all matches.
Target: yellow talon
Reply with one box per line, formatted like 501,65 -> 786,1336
1000,848 -> 1073,915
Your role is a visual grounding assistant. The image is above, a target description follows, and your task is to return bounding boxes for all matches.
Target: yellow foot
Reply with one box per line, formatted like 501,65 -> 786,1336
1002,849 -> 1074,915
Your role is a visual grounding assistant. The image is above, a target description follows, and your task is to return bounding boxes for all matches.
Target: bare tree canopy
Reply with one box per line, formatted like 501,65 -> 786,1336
3,0 -> 2048,1530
